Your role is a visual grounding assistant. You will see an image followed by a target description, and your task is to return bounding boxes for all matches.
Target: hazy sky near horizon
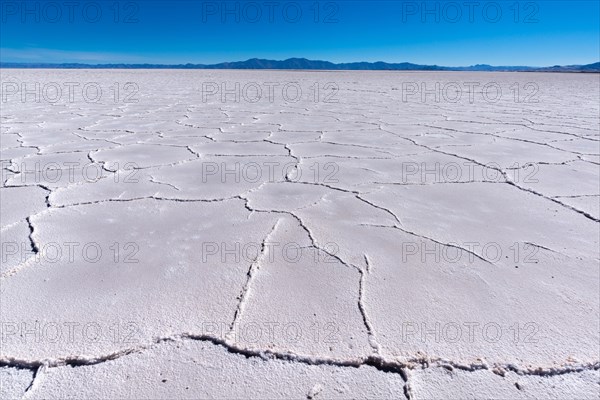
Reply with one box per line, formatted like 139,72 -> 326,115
1,1 -> 598,66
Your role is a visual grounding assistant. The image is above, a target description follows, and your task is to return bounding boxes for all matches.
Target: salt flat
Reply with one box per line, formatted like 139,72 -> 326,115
1,70 -> 599,399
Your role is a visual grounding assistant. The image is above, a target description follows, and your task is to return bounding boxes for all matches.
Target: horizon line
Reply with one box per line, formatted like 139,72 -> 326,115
1,58 -> 599,72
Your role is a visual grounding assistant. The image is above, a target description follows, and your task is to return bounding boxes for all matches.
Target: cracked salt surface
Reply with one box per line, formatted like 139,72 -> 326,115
0,367 -> 34,398
0,70 -> 599,399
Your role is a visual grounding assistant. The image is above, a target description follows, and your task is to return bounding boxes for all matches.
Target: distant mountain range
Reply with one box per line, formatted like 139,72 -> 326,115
1,58 -> 599,72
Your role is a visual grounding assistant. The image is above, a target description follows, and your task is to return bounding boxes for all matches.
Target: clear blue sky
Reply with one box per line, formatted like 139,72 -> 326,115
1,1 -> 598,66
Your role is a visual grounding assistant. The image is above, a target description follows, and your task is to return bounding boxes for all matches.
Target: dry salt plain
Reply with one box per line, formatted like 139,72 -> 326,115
0,70 -> 599,399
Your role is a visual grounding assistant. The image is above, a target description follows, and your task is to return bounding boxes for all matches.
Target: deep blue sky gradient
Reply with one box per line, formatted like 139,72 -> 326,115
1,0 -> 598,66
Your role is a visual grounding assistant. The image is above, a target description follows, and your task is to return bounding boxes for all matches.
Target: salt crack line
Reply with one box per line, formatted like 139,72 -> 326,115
358,254 -> 381,355
227,219 -> 282,341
